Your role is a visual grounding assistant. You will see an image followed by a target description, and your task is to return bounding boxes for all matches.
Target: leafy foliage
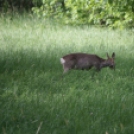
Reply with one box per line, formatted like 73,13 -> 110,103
32,0 -> 134,28
0,0 -> 42,12
1,0 -> 133,28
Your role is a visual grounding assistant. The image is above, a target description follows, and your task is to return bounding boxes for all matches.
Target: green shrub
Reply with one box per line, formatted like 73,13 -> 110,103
32,0 -> 134,28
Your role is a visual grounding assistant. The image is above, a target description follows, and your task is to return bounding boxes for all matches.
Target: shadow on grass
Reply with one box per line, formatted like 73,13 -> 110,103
0,84 -> 134,134
0,49 -> 133,92
0,49 -> 134,133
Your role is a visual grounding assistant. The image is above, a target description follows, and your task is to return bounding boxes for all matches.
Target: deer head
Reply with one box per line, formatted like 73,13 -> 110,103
101,52 -> 115,70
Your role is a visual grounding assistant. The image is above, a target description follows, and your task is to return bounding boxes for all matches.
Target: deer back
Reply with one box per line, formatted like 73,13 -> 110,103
60,52 -> 115,73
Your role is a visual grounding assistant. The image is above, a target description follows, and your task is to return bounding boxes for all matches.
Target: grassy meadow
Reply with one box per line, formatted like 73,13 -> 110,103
0,13 -> 134,134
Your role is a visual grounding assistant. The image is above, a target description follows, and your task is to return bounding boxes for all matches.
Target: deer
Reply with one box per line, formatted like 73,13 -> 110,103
60,52 -> 115,74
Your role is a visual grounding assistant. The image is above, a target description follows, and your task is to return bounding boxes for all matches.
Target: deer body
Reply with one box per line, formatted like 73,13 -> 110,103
60,52 -> 115,74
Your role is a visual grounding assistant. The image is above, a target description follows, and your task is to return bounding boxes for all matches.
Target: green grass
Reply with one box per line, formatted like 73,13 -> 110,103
0,13 -> 134,134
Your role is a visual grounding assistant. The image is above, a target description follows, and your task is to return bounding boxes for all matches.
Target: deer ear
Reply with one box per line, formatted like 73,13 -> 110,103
107,53 -> 110,58
112,52 -> 115,58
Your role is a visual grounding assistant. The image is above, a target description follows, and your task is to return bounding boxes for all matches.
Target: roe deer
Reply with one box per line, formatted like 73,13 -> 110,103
60,52 -> 115,74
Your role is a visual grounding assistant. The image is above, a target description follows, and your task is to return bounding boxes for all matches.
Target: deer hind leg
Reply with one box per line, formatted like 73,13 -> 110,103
63,68 -> 69,74
95,64 -> 101,71
63,64 -> 70,74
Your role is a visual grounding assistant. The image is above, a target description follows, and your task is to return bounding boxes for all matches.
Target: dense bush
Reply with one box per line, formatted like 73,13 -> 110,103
0,0 -> 42,12
32,0 -> 134,28
0,0 -> 133,28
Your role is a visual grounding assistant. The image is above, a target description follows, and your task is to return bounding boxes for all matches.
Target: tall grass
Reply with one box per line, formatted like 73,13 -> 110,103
0,13 -> 134,134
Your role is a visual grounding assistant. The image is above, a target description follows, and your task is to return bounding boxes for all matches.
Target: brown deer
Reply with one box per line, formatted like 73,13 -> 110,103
60,52 -> 115,74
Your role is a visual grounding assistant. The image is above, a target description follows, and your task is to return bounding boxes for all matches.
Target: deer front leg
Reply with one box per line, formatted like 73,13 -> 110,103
95,65 -> 101,71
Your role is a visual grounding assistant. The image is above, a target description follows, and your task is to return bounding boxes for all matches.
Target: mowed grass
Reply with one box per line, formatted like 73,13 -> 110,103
0,13 -> 134,134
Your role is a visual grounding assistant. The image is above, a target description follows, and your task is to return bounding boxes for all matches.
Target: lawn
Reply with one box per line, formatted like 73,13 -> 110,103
0,13 -> 134,134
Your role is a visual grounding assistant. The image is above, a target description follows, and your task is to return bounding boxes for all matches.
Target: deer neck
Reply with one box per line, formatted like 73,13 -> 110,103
100,58 -> 109,68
